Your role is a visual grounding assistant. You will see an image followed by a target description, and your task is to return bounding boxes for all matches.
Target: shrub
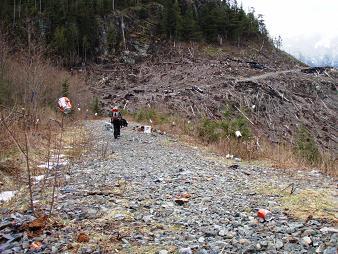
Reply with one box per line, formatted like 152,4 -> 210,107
61,79 -> 70,97
91,97 -> 101,115
295,126 -> 321,164
134,108 -> 169,124
198,118 -> 221,143
229,117 -> 251,139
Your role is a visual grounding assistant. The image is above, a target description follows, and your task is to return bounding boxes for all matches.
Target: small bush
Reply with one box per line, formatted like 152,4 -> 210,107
198,118 -> 221,143
91,97 -> 101,115
134,108 -> 169,124
198,116 -> 251,143
295,126 -> 321,164
229,117 -> 251,139
61,79 -> 70,97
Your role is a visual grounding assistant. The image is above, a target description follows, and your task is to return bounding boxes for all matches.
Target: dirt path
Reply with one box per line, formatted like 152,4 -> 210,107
236,69 -> 302,83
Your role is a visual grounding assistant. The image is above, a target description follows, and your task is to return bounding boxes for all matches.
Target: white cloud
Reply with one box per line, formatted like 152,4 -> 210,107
315,38 -> 331,49
240,0 -> 338,65
241,0 -> 338,37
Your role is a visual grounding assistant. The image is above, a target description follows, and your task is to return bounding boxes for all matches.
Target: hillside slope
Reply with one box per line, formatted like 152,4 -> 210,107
88,43 -> 337,155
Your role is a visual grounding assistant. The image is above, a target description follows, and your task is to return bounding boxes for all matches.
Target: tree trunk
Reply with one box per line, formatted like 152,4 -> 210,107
24,130 -> 34,215
27,19 -> 32,55
121,16 -> 126,50
13,0 -> 16,25
18,0 -> 21,18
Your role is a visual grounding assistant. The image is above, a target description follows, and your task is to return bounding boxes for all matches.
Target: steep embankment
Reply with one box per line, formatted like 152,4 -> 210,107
88,44 -> 337,154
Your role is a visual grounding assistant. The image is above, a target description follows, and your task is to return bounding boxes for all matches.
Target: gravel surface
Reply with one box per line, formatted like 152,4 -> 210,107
0,120 -> 337,254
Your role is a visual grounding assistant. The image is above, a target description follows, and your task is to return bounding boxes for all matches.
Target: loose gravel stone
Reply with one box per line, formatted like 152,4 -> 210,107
323,247 -> 338,254
179,247 -> 193,254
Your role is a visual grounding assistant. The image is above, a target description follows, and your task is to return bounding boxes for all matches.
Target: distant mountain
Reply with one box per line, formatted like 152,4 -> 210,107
283,34 -> 338,67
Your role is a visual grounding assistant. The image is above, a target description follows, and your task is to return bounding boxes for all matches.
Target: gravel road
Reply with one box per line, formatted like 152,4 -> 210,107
0,120 -> 337,254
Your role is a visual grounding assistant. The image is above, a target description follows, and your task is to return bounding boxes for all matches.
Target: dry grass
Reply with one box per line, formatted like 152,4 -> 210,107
256,184 -> 337,222
0,30 -> 93,193
0,33 -> 94,214
62,122 -> 90,160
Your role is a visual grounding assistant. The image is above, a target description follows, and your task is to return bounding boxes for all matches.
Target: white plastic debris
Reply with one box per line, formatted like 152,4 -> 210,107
226,154 -> 234,159
235,131 -> 242,138
77,108 -> 81,111
144,125 -> 152,134
252,105 -> 256,109
51,154 -> 66,159
37,161 -> 68,170
149,119 -> 153,124
95,113 -> 98,116
57,97 -> 72,114
0,191 -> 17,202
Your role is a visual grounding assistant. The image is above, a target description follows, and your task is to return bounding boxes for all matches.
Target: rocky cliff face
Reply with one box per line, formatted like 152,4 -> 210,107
95,3 -> 163,63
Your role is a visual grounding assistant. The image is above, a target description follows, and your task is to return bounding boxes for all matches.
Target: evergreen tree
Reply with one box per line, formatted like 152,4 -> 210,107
107,23 -> 118,53
61,79 -> 70,97
181,8 -> 202,41
162,0 -> 182,40
0,0 -> 268,61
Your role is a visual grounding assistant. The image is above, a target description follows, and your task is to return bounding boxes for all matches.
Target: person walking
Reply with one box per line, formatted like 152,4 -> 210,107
111,106 -> 122,139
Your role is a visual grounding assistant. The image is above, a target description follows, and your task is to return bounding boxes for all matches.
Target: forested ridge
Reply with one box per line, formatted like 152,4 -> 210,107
0,0 -> 268,64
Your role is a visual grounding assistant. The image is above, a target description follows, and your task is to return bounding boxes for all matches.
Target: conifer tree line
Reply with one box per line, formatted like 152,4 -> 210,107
0,0 -> 267,64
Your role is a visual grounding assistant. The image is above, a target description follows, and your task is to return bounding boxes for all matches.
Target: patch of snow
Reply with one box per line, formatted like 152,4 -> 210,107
0,191 -> 17,202
50,154 -> 66,159
33,175 -> 45,182
37,160 -> 68,170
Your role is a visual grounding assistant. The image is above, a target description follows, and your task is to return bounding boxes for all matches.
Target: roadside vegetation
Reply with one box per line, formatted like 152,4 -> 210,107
0,33 -> 92,214
126,107 -> 337,176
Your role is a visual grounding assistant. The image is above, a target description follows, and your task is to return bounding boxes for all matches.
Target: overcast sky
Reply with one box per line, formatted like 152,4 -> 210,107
239,0 -> 338,49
